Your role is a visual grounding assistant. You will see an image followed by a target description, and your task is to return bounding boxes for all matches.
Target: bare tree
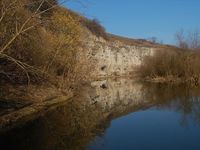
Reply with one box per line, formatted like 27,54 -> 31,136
148,37 -> 157,43
188,29 -> 200,50
175,29 -> 188,49
175,29 -> 200,50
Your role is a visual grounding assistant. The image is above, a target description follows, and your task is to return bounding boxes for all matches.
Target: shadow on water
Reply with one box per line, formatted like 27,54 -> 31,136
1,79 -> 200,150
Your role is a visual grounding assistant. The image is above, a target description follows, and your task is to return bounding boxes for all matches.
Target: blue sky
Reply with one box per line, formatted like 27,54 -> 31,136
62,0 -> 200,45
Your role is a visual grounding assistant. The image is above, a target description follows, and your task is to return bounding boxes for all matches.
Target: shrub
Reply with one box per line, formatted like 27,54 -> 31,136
138,49 -> 200,85
81,18 -> 108,40
0,0 -> 91,88
27,0 -> 58,15
0,0 -> 48,83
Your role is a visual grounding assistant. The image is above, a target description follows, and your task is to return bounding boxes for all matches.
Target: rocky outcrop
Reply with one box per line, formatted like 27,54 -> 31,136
85,33 -> 156,77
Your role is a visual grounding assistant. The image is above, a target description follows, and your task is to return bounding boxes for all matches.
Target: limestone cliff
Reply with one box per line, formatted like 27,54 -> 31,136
84,31 -> 158,77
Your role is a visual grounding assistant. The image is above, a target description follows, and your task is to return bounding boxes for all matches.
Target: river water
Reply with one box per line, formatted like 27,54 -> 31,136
1,78 -> 200,150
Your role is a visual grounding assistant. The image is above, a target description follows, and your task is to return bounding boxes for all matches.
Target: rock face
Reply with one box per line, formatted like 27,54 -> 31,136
85,33 -> 156,77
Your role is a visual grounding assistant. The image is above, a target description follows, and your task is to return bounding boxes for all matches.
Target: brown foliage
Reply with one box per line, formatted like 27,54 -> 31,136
0,0 -> 92,89
0,0 -> 45,83
81,18 -> 108,40
27,0 -> 58,15
139,49 -> 200,85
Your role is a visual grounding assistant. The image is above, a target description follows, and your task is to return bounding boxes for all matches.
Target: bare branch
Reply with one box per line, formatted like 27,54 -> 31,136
0,0 -> 17,23
0,0 -> 70,54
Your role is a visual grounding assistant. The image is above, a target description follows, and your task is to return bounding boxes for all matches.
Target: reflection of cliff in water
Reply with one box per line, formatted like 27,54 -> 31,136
1,79 -> 200,150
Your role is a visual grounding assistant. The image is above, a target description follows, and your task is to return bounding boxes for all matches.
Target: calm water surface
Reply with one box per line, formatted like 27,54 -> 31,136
1,79 -> 200,150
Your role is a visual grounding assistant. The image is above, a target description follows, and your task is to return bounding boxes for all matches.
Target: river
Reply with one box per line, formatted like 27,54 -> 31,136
1,78 -> 200,150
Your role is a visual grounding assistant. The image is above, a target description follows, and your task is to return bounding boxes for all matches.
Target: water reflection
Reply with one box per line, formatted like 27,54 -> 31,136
144,82 -> 200,127
1,79 -> 200,150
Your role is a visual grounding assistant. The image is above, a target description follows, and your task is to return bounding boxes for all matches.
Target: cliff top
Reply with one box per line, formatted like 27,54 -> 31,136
67,7 -> 179,50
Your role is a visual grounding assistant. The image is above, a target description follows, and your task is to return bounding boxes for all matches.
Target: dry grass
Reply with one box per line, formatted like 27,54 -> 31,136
81,18 -> 108,40
0,0 -> 92,91
108,33 -> 175,48
138,49 -> 200,85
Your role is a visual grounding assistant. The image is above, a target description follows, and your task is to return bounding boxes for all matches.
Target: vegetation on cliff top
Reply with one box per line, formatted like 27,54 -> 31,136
139,30 -> 200,85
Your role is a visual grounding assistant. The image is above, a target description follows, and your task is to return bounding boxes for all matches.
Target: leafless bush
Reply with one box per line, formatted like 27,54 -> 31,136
0,0 -> 92,89
139,49 -> 200,85
0,0 -> 48,84
148,37 -> 158,43
81,18 -> 108,40
175,29 -> 200,50
27,0 -> 58,16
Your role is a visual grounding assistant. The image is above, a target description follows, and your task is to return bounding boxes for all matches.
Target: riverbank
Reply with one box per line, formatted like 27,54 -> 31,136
138,48 -> 200,86
0,0 -> 92,133
0,91 -> 73,133
141,76 -> 200,86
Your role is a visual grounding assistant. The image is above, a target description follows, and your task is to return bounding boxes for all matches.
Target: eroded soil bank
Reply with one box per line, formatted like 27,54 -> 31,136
0,84 -> 73,133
